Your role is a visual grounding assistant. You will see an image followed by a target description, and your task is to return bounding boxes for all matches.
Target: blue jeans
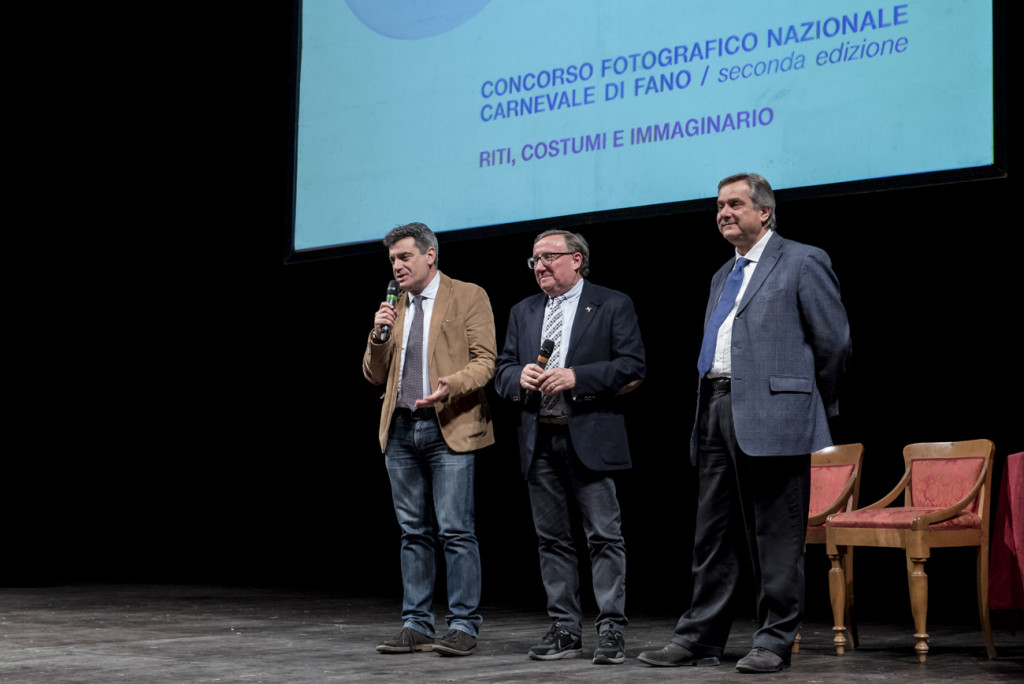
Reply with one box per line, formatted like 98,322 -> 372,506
385,411 -> 482,637
527,423 -> 627,636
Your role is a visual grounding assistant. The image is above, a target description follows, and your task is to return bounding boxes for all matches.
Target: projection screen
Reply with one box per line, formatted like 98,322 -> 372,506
288,0 -> 999,260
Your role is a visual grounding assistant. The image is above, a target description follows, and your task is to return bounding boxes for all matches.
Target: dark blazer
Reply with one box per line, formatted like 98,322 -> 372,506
495,280 -> 646,476
690,234 -> 851,461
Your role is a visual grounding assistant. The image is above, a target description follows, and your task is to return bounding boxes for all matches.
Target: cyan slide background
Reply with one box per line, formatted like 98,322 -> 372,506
294,0 -> 993,250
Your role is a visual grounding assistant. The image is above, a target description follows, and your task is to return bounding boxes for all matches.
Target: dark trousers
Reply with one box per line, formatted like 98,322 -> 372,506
527,422 -> 627,636
672,382 -> 810,659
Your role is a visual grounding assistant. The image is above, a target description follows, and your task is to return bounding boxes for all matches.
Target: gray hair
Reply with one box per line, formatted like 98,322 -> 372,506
534,229 -> 590,277
718,172 -> 777,232
383,222 -> 439,265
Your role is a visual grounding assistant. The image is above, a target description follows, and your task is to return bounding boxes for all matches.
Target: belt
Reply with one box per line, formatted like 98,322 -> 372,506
538,415 -> 569,425
706,377 -> 731,392
394,407 -> 435,421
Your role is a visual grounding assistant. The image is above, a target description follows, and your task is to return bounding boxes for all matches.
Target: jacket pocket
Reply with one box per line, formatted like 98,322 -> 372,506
439,319 -> 470,368
769,375 -> 812,394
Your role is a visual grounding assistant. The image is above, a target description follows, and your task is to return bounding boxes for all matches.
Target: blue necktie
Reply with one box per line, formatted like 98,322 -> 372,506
697,257 -> 749,377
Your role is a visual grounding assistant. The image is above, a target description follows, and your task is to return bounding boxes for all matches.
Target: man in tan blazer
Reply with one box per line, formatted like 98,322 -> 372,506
363,223 -> 495,658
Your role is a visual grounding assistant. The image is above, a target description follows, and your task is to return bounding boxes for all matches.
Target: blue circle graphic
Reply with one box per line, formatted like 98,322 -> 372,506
344,0 -> 493,40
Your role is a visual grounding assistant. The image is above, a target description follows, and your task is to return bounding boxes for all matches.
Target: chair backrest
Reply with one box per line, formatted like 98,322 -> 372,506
809,444 -> 864,521
904,440 -> 995,519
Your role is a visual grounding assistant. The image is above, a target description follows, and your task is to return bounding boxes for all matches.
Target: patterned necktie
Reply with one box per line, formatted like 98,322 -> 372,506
541,295 -> 566,412
697,257 -> 749,377
400,295 -> 424,409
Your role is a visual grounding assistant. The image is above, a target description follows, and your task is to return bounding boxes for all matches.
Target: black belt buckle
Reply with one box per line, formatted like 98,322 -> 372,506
709,377 -> 731,392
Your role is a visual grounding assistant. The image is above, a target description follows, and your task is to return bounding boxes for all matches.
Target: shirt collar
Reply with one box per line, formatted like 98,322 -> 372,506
550,277 -> 584,304
413,270 -> 441,302
736,230 -> 773,264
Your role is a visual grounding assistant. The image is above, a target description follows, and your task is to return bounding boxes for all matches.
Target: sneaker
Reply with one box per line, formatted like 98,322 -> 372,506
735,646 -> 788,673
527,623 -> 583,660
375,627 -> 434,654
593,629 -> 626,664
434,629 -> 477,657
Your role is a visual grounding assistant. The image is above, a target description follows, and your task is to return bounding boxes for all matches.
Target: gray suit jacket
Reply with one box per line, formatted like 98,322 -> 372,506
691,234 -> 851,461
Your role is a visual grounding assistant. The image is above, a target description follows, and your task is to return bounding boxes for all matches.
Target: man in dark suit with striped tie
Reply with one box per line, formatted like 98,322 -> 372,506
495,229 -> 645,666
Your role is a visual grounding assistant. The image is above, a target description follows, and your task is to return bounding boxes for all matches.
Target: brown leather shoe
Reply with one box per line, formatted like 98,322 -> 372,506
375,627 -> 434,654
433,629 -> 477,656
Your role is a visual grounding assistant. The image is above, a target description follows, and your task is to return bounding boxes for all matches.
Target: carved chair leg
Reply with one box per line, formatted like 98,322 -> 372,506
844,546 -> 857,649
907,554 -> 929,663
978,546 -> 997,659
828,549 -> 848,655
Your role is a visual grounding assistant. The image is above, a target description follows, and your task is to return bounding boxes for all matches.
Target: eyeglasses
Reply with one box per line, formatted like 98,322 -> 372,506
527,252 -> 573,270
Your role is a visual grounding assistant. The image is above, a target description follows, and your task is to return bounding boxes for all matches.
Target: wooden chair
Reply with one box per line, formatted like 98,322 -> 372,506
794,443 -> 864,654
825,439 -> 996,663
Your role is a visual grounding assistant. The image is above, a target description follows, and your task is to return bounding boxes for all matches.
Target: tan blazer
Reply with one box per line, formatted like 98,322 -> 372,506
363,272 -> 496,454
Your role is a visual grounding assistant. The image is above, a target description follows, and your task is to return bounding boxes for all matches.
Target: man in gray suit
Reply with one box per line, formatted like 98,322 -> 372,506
639,173 -> 851,674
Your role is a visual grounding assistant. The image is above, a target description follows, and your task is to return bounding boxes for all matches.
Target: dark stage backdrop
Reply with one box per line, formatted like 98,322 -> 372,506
9,181 -> 1019,628
268,182 -> 1023,624
2,4 -> 1018,635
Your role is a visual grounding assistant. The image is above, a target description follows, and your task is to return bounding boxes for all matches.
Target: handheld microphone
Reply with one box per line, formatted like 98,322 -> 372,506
380,280 -> 401,342
536,338 -> 555,368
525,339 -> 555,404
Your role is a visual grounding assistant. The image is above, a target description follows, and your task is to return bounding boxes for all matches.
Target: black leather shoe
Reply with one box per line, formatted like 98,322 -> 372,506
375,627 -> 434,654
736,647 -> 788,673
638,642 -> 720,667
434,629 -> 477,656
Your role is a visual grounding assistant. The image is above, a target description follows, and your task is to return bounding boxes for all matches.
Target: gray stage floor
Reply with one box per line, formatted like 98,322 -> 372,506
1,585 -> 1021,683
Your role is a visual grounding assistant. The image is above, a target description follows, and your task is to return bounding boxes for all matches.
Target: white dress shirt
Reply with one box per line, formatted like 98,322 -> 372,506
397,271 -> 440,404
708,230 -> 774,378
539,277 -> 584,416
